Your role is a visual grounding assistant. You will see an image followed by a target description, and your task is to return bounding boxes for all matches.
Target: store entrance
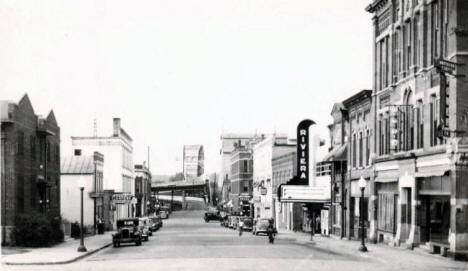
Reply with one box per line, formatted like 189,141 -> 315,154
420,196 -> 450,244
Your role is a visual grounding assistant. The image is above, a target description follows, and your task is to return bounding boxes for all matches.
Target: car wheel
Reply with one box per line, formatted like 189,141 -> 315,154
117,242 -> 120,247
146,236 -> 149,241
149,231 -> 153,236
136,239 -> 142,246
113,242 -> 117,248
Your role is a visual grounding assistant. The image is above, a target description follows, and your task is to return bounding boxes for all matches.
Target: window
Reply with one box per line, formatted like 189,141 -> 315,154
352,134 -> 357,167
30,135 -> 36,161
431,2 -> 439,64
30,175 -> 37,208
385,118 -> 390,154
414,14 -> 420,68
243,160 -> 249,173
406,21 -> 412,70
430,95 -> 440,146
359,132 -> 363,167
243,181 -> 249,193
17,131 -> 24,157
379,119 -> 383,155
366,130 -> 370,166
17,175 -> 24,213
46,141 -> 51,162
55,145 -> 59,163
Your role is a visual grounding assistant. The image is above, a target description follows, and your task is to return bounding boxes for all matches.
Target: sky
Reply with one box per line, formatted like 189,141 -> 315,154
1,0 -> 373,175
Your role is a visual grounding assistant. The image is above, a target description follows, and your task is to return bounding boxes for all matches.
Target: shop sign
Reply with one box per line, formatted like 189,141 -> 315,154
112,193 -> 133,204
280,185 -> 330,203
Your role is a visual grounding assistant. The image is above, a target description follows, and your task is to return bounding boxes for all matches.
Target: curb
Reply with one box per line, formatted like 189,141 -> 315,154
3,242 -> 112,266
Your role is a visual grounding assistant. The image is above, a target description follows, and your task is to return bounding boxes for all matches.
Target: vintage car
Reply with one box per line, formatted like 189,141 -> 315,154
204,208 -> 220,222
240,217 -> 253,231
253,218 -> 272,235
149,215 -> 163,232
160,210 -> 169,219
139,217 -> 151,240
112,218 -> 142,247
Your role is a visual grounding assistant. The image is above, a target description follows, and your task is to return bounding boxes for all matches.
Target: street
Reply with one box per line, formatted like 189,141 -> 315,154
3,209 -> 466,271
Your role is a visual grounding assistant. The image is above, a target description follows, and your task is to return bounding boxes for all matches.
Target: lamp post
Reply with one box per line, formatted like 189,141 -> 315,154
358,176 -> 367,252
77,176 -> 87,252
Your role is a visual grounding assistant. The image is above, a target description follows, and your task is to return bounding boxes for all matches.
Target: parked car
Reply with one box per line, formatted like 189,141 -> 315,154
241,217 -> 253,231
204,209 -> 220,222
160,210 -> 169,219
139,217 -> 151,240
149,215 -> 163,232
112,218 -> 142,247
253,218 -> 272,235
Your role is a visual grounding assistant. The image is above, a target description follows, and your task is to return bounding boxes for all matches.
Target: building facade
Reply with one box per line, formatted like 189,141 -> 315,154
219,133 -> 264,207
183,145 -> 204,182
229,143 -> 253,216
134,163 -> 152,217
323,103 -> 348,238
272,151 -> 303,231
71,118 -> 134,225
61,152 -> 105,231
342,90 -> 375,241
1,94 -> 61,245
366,0 -> 468,259
252,134 -> 290,219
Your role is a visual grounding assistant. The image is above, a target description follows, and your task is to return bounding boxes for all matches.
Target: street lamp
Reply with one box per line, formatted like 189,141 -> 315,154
77,176 -> 87,252
357,176 -> 367,252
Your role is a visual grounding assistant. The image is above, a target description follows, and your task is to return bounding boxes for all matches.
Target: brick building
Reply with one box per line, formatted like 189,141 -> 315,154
229,143 -> 253,216
1,94 -> 61,245
342,90 -> 374,241
134,163 -> 152,217
366,0 -> 468,259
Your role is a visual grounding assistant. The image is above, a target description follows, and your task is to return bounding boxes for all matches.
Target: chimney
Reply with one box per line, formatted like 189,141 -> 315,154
113,118 -> 121,137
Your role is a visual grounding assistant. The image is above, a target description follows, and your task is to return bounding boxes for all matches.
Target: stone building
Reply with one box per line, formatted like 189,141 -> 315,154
366,0 -> 468,259
182,145 -> 204,182
1,94 -> 61,245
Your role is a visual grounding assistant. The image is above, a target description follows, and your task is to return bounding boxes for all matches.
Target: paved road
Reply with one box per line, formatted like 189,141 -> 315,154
3,210 -> 467,271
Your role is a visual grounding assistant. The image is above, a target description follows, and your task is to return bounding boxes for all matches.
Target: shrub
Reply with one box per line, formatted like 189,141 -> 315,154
12,213 -> 64,247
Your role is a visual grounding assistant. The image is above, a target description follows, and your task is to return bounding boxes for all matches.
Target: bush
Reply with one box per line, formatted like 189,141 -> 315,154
12,213 -> 64,247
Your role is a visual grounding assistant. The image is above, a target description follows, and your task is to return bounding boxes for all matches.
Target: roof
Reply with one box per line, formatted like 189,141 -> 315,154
61,155 -> 94,174
342,90 -> 372,108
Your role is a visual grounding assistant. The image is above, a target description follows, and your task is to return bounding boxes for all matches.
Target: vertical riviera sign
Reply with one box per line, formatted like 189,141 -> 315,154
297,119 -> 315,184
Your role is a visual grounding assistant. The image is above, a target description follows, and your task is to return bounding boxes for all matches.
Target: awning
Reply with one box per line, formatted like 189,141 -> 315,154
415,168 -> 450,178
322,143 -> 347,162
374,177 -> 398,183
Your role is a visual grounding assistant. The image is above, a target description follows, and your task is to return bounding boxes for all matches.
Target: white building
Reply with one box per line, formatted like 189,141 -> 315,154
71,118 -> 134,223
252,134 -> 291,219
61,152 -> 104,229
182,145 -> 204,182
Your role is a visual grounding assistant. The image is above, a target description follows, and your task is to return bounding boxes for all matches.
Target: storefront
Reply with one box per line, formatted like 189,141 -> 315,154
375,180 -> 398,243
417,174 -> 451,246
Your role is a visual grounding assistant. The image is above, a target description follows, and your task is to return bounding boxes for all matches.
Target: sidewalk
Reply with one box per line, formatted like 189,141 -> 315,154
276,230 -> 468,269
1,231 -> 114,265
